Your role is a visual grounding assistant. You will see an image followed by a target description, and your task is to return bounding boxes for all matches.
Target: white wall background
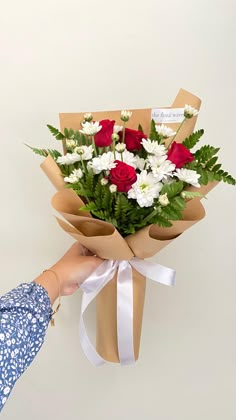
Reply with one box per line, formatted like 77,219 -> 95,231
1,0 -> 236,419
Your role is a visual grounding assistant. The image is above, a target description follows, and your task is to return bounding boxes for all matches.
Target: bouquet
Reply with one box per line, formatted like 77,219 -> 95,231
29,89 -> 235,366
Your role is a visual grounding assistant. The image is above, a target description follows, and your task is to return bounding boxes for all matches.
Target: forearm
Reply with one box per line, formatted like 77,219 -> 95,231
0,282 -> 52,411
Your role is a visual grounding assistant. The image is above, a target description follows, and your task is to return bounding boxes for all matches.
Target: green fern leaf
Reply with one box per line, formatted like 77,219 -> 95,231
85,171 -> 95,195
25,144 -> 62,160
206,171 -> 216,182
80,202 -> 97,212
155,216 -> 173,227
149,119 -> 162,143
182,129 -> 204,150
161,205 -> 180,220
197,168 -> 208,185
181,191 -> 204,199
212,163 -> 222,172
161,181 -> 184,198
102,188 -> 112,210
25,144 -> 48,157
138,124 -> 144,132
195,145 -> 220,164
214,170 -> 236,185
205,156 -> 218,169
171,196 -> 186,210
47,124 -> 65,140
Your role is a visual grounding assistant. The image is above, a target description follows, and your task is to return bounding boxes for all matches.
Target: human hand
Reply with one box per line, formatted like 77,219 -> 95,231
35,242 -> 103,304
50,242 -> 103,296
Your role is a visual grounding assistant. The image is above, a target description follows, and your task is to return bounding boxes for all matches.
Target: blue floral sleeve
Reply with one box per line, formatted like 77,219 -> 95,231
0,282 -> 52,411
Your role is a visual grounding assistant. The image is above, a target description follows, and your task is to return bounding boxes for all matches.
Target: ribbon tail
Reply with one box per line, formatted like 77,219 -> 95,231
80,292 -> 105,367
79,261 -> 117,366
130,257 -> 176,286
117,261 -> 135,366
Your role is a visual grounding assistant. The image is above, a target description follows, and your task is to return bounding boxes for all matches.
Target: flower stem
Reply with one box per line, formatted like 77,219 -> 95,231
122,122 -> 126,143
80,158 -> 87,174
92,136 -> 98,156
143,207 -> 160,224
166,118 -> 186,150
112,138 -> 116,159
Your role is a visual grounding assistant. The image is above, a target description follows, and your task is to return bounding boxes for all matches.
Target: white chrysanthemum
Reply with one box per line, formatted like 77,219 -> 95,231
155,124 -> 176,138
174,168 -> 200,187
116,150 -> 136,168
147,155 -> 166,168
134,156 -> 146,171
128,170 -> 162,208
184,104 -> 199,119
89,151 -> 116,174
79,121 -> 102,136
84,112 -> 93,122
74,145 -> 93,160
66,139 -> 76,148
113,125 -> 123,134
115,143 -> 126,152
148,155 -> 176,181
109,184 -> 117,193
57,153 -> 81,165
162,176 -> 174,185
120,110 -> 132,122
159,193 -> 169,206
141,138 -> 167,156
112,133 -> 120,142
64,169 -> 83,184
100,177 -> 108,186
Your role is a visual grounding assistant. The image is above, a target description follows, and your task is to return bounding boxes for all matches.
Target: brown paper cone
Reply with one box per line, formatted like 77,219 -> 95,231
40,155 -> 66,191
96,268 -> 146,362
41,89 -> 218,363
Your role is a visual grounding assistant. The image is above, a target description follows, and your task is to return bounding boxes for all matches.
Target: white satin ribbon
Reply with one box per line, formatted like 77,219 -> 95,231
79,257 -> 176,367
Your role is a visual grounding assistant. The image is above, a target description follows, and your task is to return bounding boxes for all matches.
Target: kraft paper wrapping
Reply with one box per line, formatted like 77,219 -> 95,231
40,89 -> 218,362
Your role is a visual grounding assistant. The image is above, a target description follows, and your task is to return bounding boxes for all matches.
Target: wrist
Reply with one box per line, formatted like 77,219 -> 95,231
34,270 -> 60,305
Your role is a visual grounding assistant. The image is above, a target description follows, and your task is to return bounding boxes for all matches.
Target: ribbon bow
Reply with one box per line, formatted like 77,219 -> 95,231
79,257 -> 176,366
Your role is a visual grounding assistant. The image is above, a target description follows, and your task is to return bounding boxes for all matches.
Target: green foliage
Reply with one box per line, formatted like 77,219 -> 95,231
80,202 -> 97,212
182,129 -> 204,150
63,127 -> 87,145
197,167 -> 209,185
205,156 -> 218,169
85,171 -> 95,194
190,144 -> 236,186
138,124 -> 144,132
160,196 -> 186,221
149,119 -> 163,143
102,188 -> 112,211
25,144 -> 61,159
114,194 -> 133,222
151,213 -> 173,228
194,145 -> 220,164
161,181 -> 184,198
181,191 -> 204,199
213,170 -> 236,185
47,125 -> 65,140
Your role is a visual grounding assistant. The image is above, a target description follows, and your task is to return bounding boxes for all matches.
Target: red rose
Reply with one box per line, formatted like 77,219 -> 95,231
167,141 -> 194,168
124,128 -> 147,151
109,160 -> 137,192
94,119 -> 115,147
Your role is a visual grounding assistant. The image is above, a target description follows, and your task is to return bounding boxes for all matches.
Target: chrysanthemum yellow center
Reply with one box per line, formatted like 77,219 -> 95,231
140,183 -> 149,190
